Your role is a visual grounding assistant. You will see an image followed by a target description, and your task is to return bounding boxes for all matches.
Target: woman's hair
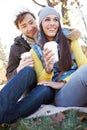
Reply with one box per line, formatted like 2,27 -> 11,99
39,21 -> 72,71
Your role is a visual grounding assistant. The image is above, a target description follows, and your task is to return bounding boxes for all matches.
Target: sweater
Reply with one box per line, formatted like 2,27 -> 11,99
30,49 -> 53,83
30,40 -> 87,83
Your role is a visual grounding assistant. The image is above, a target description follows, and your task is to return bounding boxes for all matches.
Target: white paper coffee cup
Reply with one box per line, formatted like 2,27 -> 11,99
21,52 -> 31,59
44,41 -> 59,62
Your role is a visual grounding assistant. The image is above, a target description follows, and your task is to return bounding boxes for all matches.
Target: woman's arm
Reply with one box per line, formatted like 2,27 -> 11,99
62,40 -> 87,82
71,40 -> 87,67
30,49 -> 53,82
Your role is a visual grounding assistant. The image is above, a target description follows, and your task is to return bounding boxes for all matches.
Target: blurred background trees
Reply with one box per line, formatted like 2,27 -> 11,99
0,39 -> 7,85
32,0 -> 87,43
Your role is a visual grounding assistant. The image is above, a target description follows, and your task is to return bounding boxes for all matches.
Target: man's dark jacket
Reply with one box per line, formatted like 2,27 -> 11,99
6,35 -> 31,80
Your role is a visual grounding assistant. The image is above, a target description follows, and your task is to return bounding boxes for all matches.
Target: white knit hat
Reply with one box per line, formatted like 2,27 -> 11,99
38,6 -> 60,25
13,6 -> 35,22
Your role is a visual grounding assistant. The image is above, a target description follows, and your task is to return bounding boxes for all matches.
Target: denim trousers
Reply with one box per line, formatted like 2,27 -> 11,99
55,65 -> 87,107
0,66 -> 54,124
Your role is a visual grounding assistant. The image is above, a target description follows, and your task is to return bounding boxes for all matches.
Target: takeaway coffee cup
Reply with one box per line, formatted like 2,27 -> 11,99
44,41 -> 59,63
21,52 -> 31,59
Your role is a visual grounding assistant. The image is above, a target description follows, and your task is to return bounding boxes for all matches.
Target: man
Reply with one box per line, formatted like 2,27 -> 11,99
6,7 -> 81,80
6,8 -> 38,80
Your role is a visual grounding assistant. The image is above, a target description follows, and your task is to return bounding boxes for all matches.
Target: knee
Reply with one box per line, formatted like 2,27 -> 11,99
77,65 -> 87,74
76,65 -> 87,80
21,66 -> 37,81
23,66 -> 36,76
40,86 -> 52,93
22,66 -> 34,72
39,86 -> 54,98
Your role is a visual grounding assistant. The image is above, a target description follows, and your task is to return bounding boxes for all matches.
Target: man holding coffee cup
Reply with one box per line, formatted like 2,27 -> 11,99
6,7 -> 38,80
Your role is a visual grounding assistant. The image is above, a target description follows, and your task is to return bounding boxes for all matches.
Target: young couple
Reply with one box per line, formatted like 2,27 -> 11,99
0,6 -> 87,124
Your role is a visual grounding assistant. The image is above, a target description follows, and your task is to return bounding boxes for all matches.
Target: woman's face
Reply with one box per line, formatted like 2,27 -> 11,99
42,14 -> 59,41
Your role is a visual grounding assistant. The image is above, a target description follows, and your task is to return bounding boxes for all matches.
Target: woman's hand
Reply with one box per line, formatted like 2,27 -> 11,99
38,81 -> 65,90
43,47 -> 54,73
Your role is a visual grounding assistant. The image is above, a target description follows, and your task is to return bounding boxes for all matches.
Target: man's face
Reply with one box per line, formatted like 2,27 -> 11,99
18,14 -> 38,39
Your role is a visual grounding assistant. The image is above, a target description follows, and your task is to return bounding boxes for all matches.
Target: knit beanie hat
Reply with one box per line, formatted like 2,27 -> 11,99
14,7 -> 36,22
38,6 -> 60,25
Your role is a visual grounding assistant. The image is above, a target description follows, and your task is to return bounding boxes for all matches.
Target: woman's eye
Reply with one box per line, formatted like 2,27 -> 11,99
54,18 -> 58,21
44,18 -> 50,21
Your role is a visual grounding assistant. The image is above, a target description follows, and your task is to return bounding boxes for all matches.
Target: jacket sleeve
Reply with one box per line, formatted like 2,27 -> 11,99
30,49 -> 53,83
62,40 -> 87,82
6,45 -> 20,80
71,40 -> 87,67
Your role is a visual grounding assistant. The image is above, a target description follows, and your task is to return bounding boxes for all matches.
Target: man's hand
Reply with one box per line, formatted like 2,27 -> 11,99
17,57 -> 34,73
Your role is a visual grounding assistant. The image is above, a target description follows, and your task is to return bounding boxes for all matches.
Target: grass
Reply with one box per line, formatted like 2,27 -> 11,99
0,109 -> 87,130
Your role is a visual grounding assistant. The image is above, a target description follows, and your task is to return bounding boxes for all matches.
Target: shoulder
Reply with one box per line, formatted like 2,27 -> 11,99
14,35 -> 27,45
9,35 -> 23,53
63,28 -> 81,41
11,35 -> 28,49
30,45 -> 42,57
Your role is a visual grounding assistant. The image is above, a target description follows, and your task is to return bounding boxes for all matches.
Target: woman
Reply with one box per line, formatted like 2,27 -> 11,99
30,6 -> 87,107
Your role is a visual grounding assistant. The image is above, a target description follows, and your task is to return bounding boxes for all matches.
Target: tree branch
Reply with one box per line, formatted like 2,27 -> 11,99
32,0 -> 46,7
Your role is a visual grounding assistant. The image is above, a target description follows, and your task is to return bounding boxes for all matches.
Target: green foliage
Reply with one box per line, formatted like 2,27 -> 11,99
0,110 -> 87,130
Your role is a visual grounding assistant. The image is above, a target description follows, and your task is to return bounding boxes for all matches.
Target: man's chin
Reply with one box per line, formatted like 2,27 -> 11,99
27,32 -> 38,40
27,36 -> 34,39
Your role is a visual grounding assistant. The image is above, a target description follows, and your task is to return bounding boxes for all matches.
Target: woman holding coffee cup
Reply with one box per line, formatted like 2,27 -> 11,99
31,6 -> 87,107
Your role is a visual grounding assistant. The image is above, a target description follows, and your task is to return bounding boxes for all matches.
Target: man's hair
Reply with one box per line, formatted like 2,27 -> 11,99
14,9 -> 36,29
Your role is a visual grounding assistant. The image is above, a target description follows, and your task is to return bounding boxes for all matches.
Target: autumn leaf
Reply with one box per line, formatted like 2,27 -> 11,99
77,113 -> 87,121
49,112 -> 65,127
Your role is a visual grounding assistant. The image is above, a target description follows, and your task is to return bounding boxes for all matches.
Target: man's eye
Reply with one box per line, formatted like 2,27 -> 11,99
22,25 -> 27,28
29,21 -> 33,24
29,20 -> 35,25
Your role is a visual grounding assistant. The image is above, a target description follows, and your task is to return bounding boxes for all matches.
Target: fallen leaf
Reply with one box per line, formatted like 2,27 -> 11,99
49,112 -> 65,127
56,112 -> 65,122
77,113 -> 87,121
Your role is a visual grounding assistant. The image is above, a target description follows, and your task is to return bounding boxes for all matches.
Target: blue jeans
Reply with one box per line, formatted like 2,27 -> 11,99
0,66 -> 54,123
55,65 -> 87,107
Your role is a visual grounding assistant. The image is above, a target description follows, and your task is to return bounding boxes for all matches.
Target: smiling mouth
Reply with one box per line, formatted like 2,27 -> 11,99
48,28 -> 57,31
49,30 -> 56,32
48,30 -> 57,33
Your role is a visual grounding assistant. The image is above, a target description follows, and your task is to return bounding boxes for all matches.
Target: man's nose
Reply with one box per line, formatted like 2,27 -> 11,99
27,25 -> 33,31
